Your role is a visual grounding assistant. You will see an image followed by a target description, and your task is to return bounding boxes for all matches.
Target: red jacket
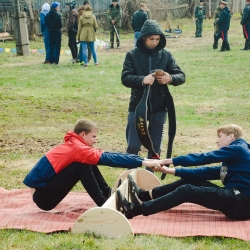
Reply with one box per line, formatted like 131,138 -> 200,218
46,131 -> 103,173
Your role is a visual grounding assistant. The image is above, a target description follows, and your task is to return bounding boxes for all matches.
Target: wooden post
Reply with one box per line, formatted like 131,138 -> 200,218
12,0 -> 30,56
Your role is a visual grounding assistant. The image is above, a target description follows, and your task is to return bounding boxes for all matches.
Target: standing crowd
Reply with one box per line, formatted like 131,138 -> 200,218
195,0 -> 250,52
40,0 -> 100,66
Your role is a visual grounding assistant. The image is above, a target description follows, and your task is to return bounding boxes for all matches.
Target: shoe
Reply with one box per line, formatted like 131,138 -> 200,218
69,59 -> 76,63
82,64 -> 88,67
78,61 -> 84,66
127,174 -> 142,205
116,189 -> 134,219
95,63 -> 99,66
43,60 -> 50,64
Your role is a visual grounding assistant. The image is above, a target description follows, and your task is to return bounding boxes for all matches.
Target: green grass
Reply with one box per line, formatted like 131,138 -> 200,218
1,15 -> 250,249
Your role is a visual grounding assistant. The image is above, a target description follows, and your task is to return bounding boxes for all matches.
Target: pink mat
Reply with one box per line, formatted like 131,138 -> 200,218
1,188 -> 250,241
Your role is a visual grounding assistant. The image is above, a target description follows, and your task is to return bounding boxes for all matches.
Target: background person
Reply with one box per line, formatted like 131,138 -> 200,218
132,3 -> 148,47
66,0 -> 78,63
45,2 -> 62,64
23,118 -> 166,211
117,124 -> 250,221
240,0 -> 250,50
77,0 -> 92,64
77,5 -> 98,67
39,3 -> 50,64
213,3 -> 222,49
195,6 -> 205,38
214,0 -> 231,52
107,0 -> 121,49
194,0 -> 206,37
121,20 -> 185,172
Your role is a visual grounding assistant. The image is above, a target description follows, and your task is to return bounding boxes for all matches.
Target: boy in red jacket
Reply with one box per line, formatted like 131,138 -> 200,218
24,118 -> 165,211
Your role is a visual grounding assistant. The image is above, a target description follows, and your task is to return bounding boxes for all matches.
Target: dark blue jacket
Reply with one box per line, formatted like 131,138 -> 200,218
132,9 -> 148,32
173,138 -> 250,196
241,4 -> 250,26
45,9 -> 62,32
216,6 -> 231,31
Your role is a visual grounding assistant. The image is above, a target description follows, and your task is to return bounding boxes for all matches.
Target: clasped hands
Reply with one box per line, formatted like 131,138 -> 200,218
143,71 -> 171,85
144,158 -> 174,174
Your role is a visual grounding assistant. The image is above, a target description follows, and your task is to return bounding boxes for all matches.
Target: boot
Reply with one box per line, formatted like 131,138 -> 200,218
110,43 -> 114,49
226,42 -> 230,51
219,40 -> 227,52
240,40 -> 249,50
213,38 -> 218,49
116,42 -> 120,49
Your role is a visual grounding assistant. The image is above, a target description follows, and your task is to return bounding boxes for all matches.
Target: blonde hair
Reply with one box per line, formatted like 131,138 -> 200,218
140,3 -> 147,8
74,119 -> 98,134
217,124 -> 243,139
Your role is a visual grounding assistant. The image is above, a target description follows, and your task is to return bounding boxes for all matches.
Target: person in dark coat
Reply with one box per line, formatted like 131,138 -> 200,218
132,3 -> 148,47
45,2 -> 63,64
121,20 -> 185,173
240,0 -> 250,50
213,3 -> 222,49
116,124 -> 250,221
66,0 -> 78,63
214,0 -> 231,52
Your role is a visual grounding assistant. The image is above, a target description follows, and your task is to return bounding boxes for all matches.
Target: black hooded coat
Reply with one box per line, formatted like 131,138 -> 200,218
121,20 -> 185,113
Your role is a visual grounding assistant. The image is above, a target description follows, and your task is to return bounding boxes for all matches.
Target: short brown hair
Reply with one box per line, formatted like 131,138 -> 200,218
84,6 -> 92,11
74,119 -> 98,134
140,3 -> 147,8
217,124 -> 243,139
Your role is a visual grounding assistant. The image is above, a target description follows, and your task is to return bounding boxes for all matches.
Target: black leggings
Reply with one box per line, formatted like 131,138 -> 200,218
142,179 -> 250,220
33,163 -> 110,211
68,30 -> 78,59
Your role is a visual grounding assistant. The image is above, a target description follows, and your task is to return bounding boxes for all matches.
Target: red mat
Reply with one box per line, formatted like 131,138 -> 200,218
1,188 -> 250,241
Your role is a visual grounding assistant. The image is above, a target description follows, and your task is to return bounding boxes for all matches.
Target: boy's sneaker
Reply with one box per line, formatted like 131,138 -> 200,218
127,174 -> 143,205
116,189 -> 134,219
78,61 -> 84,66
82,64 -> 88,67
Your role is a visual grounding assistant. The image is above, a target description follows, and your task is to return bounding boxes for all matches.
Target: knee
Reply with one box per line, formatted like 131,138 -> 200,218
175,184 -> 194,196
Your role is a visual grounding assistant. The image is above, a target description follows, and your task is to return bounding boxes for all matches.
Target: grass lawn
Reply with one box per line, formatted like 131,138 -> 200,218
0,14 -> 250,249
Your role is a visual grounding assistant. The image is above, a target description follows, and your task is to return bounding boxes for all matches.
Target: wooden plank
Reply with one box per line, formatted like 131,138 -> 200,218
102,192 -> 116,209
136,169 -> 161,191
72,207 -> 133,238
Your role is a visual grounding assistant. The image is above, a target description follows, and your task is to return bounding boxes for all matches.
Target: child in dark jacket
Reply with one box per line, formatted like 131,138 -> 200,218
117,124 -> 250,221
23,118 -> 166,211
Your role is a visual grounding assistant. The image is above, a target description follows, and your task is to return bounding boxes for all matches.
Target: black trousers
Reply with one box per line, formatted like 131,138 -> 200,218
142,179 -> 250,220
68,30 -> 78,59
33,163 -> 110,211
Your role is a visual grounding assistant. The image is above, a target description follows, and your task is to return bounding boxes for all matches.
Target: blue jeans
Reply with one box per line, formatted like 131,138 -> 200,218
142,179 -> 250,220
43,30 -> 50,61
80,41 -> 97,64
134,31 -> 140,47
48,31 -> 62,64
126,111 -> 167,161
